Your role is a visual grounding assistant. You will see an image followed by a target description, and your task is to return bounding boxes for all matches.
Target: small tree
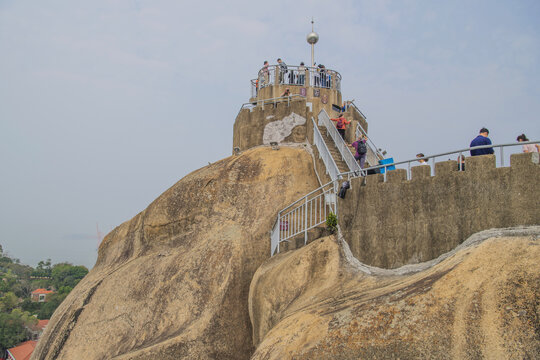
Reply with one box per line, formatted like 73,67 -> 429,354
326,212 -> 338,233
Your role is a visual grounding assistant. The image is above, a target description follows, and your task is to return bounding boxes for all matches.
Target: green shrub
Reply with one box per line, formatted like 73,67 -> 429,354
326,212 -> 337,233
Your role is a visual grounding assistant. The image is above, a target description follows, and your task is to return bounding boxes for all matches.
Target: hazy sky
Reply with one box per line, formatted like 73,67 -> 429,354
1,0 -> 539,268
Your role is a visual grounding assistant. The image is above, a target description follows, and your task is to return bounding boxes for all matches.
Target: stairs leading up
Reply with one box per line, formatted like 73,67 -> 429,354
318,125 -> 351,173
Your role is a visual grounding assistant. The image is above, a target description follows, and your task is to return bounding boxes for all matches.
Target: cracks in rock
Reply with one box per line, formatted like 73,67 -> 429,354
37,279 -> 103,360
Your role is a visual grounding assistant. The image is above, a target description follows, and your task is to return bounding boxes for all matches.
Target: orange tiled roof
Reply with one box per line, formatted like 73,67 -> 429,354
37,319 -> 49,329
31,289 -> 54,295
7,340 -> 37,360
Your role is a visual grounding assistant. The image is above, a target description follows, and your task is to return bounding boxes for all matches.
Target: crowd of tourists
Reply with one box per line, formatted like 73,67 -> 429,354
258,59 -> 337,89
329,111 -> 538,172
414,127 -> 538,171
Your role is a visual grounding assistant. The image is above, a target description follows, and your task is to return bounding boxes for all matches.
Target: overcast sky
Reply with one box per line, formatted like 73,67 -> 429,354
1,0 -> 539,268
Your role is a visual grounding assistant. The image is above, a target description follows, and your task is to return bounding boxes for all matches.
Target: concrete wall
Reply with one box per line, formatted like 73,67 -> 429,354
255,80 -> 342,118
232,99 -> 313,152
338,153 -> 540,269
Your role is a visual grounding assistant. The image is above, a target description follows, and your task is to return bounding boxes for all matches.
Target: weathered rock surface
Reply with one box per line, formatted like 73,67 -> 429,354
31,146 -> 320,360
249,227 -> 540,359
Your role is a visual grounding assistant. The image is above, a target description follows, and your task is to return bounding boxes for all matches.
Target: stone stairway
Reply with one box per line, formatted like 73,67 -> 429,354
317,125 -> 352,173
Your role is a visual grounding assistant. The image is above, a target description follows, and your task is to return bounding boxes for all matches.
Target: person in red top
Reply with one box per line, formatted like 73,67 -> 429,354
330,113 -> 350,140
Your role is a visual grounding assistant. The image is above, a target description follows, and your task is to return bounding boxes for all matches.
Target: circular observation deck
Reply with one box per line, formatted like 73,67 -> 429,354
250,64 -> 342,101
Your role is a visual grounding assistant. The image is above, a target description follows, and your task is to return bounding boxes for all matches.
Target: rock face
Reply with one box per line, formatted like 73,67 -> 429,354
249,227 -> 540,359
31,146 -> 320,360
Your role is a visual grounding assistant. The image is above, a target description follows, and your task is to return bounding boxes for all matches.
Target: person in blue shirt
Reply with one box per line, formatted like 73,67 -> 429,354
470,127 -> 494,156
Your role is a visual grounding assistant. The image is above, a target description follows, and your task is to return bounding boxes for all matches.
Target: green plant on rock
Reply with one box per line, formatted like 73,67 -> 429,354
326,212 -> 337,233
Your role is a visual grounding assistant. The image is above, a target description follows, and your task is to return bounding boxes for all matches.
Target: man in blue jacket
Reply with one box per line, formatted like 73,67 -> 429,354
470,127 -> 494,156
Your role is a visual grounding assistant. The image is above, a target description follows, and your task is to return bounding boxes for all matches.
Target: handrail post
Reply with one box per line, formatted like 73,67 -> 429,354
500,146 -> 504,167
304,197 -> 308,245
277,211 -> 281,254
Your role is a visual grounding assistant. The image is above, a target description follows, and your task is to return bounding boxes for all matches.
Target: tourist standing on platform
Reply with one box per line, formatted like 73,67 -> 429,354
470,128 -> 494,156
262,61 -> 270,85
297,62 -> 306,85
352,134 -> 368,169
517,134 -> 539,153
318,64 -> 326,87
331,113 -> 350,140
457,155 -> 466,171
277,58 -> 287,84
416,153 -> 429,165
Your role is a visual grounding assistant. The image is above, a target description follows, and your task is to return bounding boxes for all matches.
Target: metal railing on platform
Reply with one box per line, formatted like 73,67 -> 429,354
236,94 -> 306,119
253,65 -> 342,96
341,140 -> 540,181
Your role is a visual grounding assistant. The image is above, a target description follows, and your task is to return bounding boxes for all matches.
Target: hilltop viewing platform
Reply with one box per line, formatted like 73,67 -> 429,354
247,63 -> 343,116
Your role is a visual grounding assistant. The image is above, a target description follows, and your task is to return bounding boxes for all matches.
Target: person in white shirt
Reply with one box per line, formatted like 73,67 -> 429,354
517,134 -> 539,153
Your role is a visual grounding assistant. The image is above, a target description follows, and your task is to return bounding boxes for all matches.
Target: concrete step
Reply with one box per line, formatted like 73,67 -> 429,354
317,125 -> 354,173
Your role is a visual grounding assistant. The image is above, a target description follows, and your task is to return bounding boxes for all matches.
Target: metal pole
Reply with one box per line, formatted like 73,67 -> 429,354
311,44 -> 315,67
304,197 -> 308,245
500,147 -> 504,167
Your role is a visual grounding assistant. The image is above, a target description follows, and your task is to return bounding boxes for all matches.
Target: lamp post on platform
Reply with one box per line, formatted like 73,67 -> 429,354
306,19 -> 319,67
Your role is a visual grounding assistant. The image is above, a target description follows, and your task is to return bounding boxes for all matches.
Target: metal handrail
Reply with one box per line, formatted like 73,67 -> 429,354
318,109 -> 361,173
340,140 -> 540,181
347,101 -> 367,121
312,118 -> 341,182
236,94 -> 306,119
270,180 -> 338,255
254,64 -> 342,92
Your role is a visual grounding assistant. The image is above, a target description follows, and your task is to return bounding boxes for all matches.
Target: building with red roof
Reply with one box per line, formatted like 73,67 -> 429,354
26,319 -> 49,340
6,340 -> 37,360
30,289 -> 54,302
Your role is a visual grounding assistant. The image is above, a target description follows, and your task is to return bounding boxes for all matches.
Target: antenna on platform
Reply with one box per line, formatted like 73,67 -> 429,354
306,18 -> 319,67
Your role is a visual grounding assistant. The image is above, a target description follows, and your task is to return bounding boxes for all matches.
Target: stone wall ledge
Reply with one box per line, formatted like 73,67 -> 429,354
361,152 -> 538,188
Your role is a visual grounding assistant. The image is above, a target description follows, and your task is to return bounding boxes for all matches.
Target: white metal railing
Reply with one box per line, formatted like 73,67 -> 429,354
258,66 -> 276,88
312,118 -> 341,181
236,94 -> 306,119
253,65 -> 342,95
347,101 -> 367,121
318,109 -> 361,173
340,141 -> 540,182
271,140 -> 539,256
270,180 -> 338,255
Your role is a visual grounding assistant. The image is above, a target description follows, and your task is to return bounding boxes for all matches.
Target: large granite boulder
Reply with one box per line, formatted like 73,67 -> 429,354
249,227 -> 540,359
31,146 -> 320,360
